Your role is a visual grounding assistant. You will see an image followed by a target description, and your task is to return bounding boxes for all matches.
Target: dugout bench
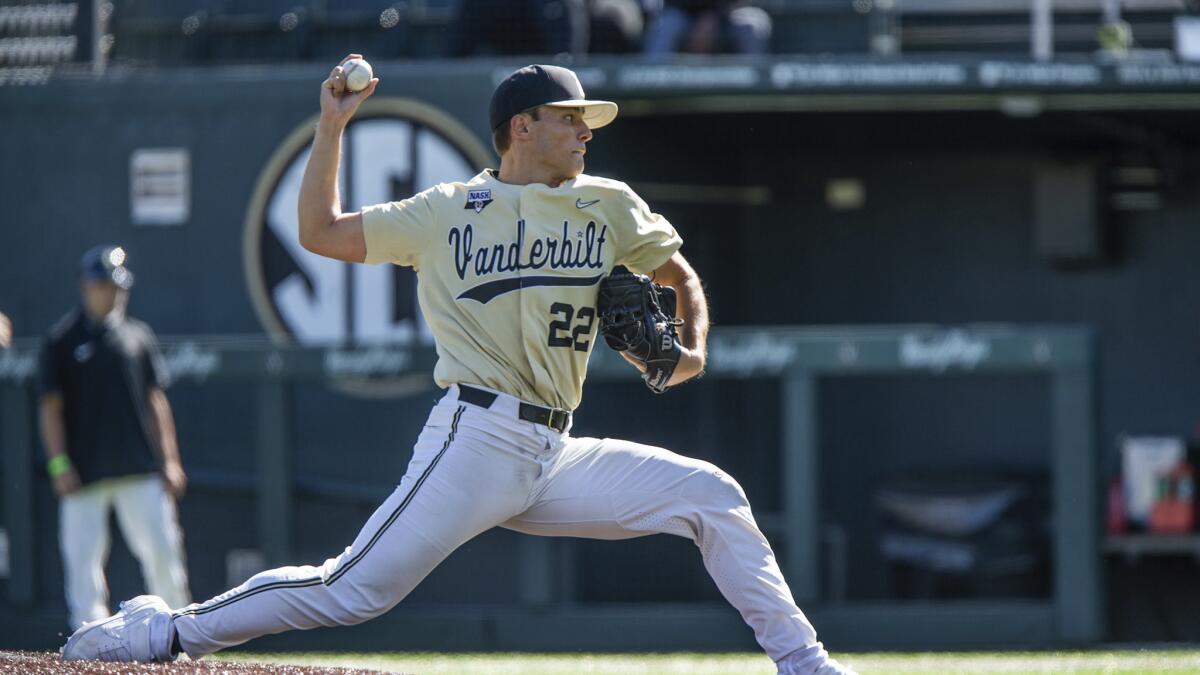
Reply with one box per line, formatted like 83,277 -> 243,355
0,324 -> 1098,649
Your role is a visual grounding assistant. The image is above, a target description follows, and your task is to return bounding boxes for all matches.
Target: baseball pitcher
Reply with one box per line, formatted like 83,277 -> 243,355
63,56 -> 855,675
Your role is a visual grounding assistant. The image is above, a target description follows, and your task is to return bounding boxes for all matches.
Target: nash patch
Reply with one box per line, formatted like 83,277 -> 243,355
465,189 -> 493,213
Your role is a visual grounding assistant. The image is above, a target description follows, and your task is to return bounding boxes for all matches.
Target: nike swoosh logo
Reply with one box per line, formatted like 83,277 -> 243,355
575,198 -> 600,209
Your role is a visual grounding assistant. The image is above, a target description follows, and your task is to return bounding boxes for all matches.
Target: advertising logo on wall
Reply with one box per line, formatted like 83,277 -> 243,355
243,98 -> 493,395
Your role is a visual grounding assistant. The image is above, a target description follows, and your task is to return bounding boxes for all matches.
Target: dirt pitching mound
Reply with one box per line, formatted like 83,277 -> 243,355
0,651 -> 399,675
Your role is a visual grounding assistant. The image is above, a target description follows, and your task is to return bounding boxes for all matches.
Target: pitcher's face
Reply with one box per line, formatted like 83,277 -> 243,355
528,106 -> 592,180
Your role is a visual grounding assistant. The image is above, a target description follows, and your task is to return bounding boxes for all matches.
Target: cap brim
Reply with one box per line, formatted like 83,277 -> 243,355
544,99 -> 618,129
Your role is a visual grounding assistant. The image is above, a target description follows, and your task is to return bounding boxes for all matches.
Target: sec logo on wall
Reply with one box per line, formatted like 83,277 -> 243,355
243,98 -> 494,395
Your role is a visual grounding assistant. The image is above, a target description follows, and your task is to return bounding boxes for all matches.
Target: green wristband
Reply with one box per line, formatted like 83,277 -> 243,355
47,455 -> 71,478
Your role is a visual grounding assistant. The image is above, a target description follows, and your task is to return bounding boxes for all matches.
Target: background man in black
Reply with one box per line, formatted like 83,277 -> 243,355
39,245 -> 191,630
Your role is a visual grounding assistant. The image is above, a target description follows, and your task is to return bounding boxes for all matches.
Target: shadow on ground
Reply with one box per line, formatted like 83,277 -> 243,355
0,651 -> 399,674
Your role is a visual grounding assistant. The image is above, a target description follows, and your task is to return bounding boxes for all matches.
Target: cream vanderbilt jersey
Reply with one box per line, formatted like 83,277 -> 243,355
360,169 -> 682,410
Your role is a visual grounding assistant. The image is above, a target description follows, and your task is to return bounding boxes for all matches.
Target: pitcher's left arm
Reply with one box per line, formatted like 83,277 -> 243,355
651,252 -> 708,386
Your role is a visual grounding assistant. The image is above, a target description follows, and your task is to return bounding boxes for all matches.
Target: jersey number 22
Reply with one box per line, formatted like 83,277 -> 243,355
547,302 -> 594,352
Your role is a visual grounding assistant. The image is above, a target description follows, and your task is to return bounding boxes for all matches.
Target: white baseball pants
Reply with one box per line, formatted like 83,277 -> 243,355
60,473 -> 191,629
173,385 -> 819,661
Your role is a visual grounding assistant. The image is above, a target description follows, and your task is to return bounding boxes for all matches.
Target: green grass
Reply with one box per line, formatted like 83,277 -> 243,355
210,650 -> 1200,674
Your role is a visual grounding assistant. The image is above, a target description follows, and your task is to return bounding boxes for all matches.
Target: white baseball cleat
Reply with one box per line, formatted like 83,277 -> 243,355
777,656 -> 859,675
61,595 -> 175,662
810,657 -> 859,675
776,644 -> 859,675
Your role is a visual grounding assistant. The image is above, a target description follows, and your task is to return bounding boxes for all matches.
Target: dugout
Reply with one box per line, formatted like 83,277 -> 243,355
582,76 -> 1200,645
2,57 -> 1200,651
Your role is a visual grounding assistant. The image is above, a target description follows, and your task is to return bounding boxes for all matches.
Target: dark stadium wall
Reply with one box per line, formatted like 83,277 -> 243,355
592,109 -> 1200,605
596,108 -> 1200,454
3,67 -> 1200,642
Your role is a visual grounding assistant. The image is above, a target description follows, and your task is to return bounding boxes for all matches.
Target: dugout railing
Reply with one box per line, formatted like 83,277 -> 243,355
0,324 -> 1098,649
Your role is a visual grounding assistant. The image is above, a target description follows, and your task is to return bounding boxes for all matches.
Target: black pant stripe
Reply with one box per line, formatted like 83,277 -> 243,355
175,577 -> 324,617
325,404 -> 464,586
174,405 -> 465,618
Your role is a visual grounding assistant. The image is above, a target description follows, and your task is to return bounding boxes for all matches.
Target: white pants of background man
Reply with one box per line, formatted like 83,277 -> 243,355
173,385 -> 819,661
61,474 -> 191,629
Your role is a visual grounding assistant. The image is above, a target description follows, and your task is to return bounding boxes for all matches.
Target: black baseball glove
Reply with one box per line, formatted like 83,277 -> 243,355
597,267 -> 683,394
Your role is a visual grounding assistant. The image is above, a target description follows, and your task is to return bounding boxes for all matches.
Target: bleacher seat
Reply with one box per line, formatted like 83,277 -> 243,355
109,0 -> 456,64
752,0 -> 1185,56
97,0 -> 1200,64
0,2 -> 77,36
205,0 -> 313,62
308,0 -> 455,60
895,0 -> 1185,55
112,0 -> 214,65
0,2 -> 79,66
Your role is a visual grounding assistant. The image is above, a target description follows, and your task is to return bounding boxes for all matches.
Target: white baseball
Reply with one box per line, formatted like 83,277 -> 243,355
342,58 -> 373,93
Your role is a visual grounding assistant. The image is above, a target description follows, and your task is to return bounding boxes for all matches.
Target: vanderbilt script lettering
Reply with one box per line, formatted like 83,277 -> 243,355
448,220 -> 608,281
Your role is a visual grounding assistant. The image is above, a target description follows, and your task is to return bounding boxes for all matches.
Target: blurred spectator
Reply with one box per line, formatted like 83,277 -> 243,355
643,0 -> 772,58
449,0 -> 589,57
38,245 -> 191,629
0,311 -> 10,348
589,0 -> 645,54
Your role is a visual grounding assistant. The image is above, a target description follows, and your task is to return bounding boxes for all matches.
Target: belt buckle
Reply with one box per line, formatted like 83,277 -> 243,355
548,408 -> 569,432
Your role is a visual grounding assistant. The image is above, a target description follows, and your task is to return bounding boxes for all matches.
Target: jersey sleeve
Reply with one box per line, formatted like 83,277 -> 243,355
37,336 -> 63,397
360,189 -> 436,268
613,185 -> 683,275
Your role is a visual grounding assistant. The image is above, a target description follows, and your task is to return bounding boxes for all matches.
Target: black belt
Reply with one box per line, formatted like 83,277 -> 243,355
457,384 -> 572,433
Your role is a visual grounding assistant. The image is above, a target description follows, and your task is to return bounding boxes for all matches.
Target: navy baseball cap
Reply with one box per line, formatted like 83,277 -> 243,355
489,65 -> 618,132
80,245 -> 134,289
